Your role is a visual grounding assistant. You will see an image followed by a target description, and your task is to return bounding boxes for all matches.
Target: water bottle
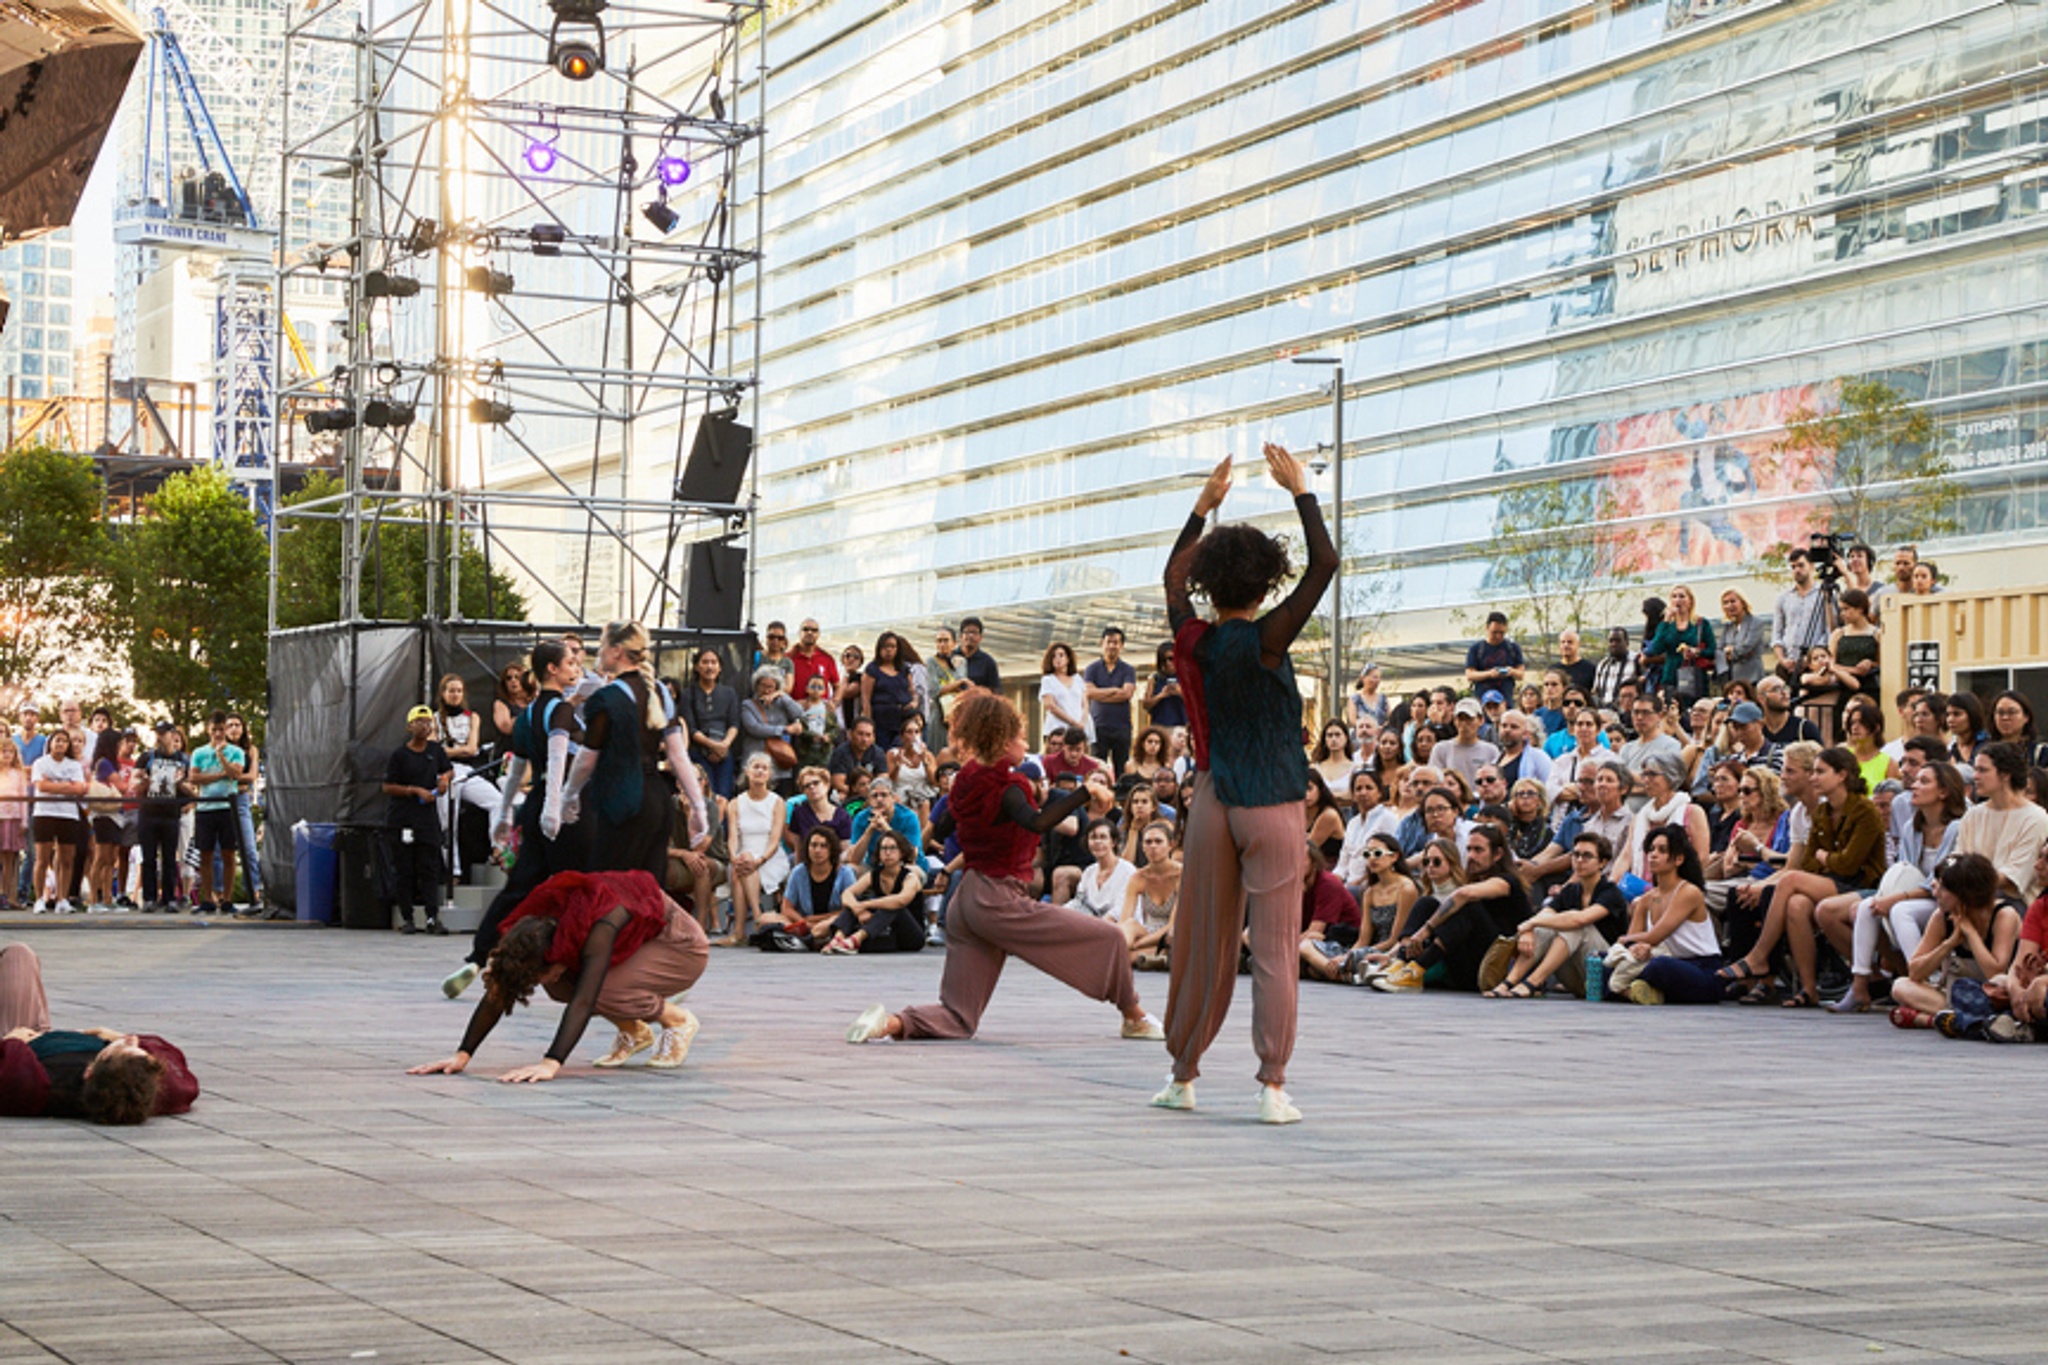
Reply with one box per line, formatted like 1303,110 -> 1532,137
1584,952 -> 1604,1003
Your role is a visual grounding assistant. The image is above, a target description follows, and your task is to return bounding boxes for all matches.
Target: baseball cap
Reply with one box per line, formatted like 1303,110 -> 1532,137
1454,698 -> 1483,719
153,719 -> 176,733
16,701 -> 38,715
406,704 -> 435,723
1480,689 -> 1506,706
1729,701 -> 1764,724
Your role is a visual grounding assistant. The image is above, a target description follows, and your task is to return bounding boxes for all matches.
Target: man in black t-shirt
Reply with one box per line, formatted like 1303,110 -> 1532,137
383,705 -> 453,934
1083,626 -> 1138,775
956,617 -> 1001,692
1464,612 -> 1526,690
136,723 -> 191,912
827,718 -> 889,796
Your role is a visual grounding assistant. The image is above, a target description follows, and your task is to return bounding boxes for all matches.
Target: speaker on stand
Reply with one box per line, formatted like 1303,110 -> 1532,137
684,539 -> 746,630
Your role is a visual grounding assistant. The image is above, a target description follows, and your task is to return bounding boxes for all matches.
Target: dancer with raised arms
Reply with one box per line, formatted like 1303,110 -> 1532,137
844,690 -> 1164,1045
1155,442 -> 1337,1123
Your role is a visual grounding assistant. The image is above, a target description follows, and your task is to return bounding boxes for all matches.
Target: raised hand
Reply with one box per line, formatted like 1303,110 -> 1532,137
1194,454 -> 1234,516
1262,442 -> 1309,497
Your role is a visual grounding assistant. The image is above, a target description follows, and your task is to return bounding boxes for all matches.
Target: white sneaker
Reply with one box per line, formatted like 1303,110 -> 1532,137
647,1010 -> 699,1069
593,1020 -> 655,1068
441,963 -> 480,999
847,1003 -> 890,1044
1150,1078 -> 1196,1110
53,899 -> 75,915
1120,1013 -> 1165,1040
1257,1086 -> 1302,1125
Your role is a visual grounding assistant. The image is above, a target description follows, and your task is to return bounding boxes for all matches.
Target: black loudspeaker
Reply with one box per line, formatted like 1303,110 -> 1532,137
678,410 -> 752,505
685,539 -> 746,629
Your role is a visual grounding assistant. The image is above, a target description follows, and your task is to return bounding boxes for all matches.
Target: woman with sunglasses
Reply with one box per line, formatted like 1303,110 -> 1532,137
1357,836 -> 1464,989
1487,831 -> 1627,998
1352,834 -> 1419,959
1705,768 -> 1784,883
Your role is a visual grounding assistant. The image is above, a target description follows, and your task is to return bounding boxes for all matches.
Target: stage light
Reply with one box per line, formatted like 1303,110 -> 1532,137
546,0 -> 607,81
530,224 -> 566,257
553,39 -> 598,79
362,399 -> 415,429
642,198 -> 679,234
466,266 -> 515,296
656,154 -> 690,188
305,407 -> 355,434
523,137 -> 558,175
469,398 -> 514,425
363,270 -> 420,299
405,218 -> 441,254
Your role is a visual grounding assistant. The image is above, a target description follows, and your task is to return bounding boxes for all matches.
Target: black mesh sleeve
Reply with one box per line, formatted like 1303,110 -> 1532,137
543,909 -> 628,1063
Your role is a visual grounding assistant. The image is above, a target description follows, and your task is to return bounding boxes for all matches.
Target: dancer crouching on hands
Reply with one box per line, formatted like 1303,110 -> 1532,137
844,690 -> 1163,1046
410,869 -> 707,1082
1156,443 -> 1337,1124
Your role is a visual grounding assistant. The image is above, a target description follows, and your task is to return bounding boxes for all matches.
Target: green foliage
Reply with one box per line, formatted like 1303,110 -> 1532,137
0,444 -> 110,688
273,472 -> 529,628
1774,377 -> 1952,561
1457,476 -> 1634,655
104,467 -> 270,730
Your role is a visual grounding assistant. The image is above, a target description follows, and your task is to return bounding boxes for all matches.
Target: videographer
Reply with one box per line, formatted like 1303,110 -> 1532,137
1770,547 -> 1832,677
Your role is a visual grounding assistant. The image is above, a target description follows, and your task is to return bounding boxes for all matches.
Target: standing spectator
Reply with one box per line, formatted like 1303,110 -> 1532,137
789,619 -> 839,701
0,736 -> 26,908
683,648 -> 742,798
1592,628 -> 1640,710
381,705 -> 452,934
219,713 -> 265,913
431,681 -> 497,844
1143,641 -> 1187,734
1829,589 -> 1882,705
54,700 -> 92,906
1756,675 -> 1822,747
1555,628 -> 1597,696
738,667 -> 804,793
1771,549 -> 1831,672
14,703 -> 47,766
29,730 -> 87,913
1843,542 -> 1879,601
793,676 -> 841,770
1464,612 -> 1525,691
491,661 -> 533,743
1870,545 -> 1918,616
187,714 -> 246,915
1038,642 -> 1090,746
1643,586 -> 1716,708
835,644 -> 866,733
135,724 -> 188,913
827,718 -> 889,796
954,617 -> 1001,695
1349,663 -> 1389,732
1437,699 -> 1501,785
927,628 -> 963,747
861,631 -> 916,752
753,622 -> 795,685
1495,710 -> 1551,788
86,730 -> 138,912
1718,590 -> 1766,686
1084,627 -> 1138,774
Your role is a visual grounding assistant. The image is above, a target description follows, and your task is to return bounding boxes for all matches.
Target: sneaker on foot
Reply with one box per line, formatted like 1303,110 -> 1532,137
647,1010 -> 699,1068
1257,1086 -> 1302,1125
441,963 -> 480,999
1150,1078 -> 1196,1110
424,918 -> 449,937
1627,980 -> 1666,1006
1370,960 -> 1424,993
847,1003 -> 891,1044
594,1020 -> 656,1068
53,899 -> 75,915
1120,1013 -> 1165,1040
1986,1015 -> 2036,1044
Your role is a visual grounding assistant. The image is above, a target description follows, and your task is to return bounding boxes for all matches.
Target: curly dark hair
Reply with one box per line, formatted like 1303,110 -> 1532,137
82,1049 -> 165,1125
1185,524 -> 1293,612
949,691 -> 1021,762
484,916 -> 558,1015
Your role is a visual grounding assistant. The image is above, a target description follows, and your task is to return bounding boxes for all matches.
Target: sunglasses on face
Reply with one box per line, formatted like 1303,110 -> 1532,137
1568,849 -> 1598,860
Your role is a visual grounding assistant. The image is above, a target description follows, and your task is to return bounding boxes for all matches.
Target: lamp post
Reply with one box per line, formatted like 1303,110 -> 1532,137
1292,355 -> 1343,714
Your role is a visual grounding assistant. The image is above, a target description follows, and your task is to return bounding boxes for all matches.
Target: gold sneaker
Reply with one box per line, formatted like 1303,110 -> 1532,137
594,1020 -> 655,1068
647,1010 -> 699,1069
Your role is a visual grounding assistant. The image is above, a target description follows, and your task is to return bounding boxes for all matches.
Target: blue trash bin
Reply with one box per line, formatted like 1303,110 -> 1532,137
294,822 -> 340,923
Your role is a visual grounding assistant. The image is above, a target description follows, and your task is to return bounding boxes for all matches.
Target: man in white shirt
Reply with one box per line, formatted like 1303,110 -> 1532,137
1957,742 -> 2048,901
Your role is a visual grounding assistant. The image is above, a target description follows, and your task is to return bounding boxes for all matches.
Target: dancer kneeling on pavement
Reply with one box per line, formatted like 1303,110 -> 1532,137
0,943 -> 199,1122
845,691 -> 1163,1046
1155,443 -> 1336,1124
411,870 -> 707,1081
1600,825 -> 1725,1005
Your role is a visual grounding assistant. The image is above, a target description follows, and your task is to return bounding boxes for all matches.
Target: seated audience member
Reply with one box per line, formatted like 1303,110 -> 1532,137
1839,696 -> 1897,793
1351,834 -> 1421,962
821,831 -> 927,955
1366,726 -> 1409,788
778,828 -> 856,946
1299,849 -> 1366,982
787,766 -> 851,854
827,718 -> 890,796
1602,825 -> 1725,1005
847,778 -> 925,874
1504,779 -> 1551,864
1620,751 -> 1711,887
1820,760 -> 1966,1013
1128,726 -> 1173,782
1989,690 -> 2048,770
1306,771 -> 1347,866
1118,785 -> 1165,866
0,943 -> 197,1122
1956,744 -> 2048,901
1946,692 -> 1988,771
1438,699 -> 1501,785
888,714 -> 941,815
1547,709 -> 1608,800
1333,769 -> 1400,898
1311,720 -> 1359,800
1984,843 -> 2048,1034
1889,852 -> 2023,1029
1116,822 -> 1180,968
1488,832 -> 1627,998
1067,819 -> 1136,920
1716,742 -> 1821,999
1495,710 -> 1551,788
1705,766 -> 1785,887
667,770 -> 728,930
1381,826 -> 1528,993
1409,722 -> 1442,771
722,754 -> 789,947
1040,726 -> 1103,784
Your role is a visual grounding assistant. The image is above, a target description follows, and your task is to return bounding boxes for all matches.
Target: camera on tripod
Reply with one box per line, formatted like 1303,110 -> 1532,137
1804,530 -> 1856,584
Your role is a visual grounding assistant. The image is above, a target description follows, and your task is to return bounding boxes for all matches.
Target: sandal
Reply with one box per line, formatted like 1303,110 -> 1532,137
1482,982 -> 1514,998
1715,960 -> 1763,984
1890,1004 -> 1935,1029
1506,980 -> 1536,999
1780,989 -> 1817,1009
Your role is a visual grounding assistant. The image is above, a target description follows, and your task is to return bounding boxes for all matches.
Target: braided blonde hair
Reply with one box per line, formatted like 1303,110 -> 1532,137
602,620 -> 666,730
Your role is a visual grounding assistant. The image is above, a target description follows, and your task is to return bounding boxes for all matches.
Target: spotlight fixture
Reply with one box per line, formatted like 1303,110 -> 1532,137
656,153 -> 690,188
304,407 -> 356,434
546,0 -> 607,81
466,265 -> 516,296
469,398 -> 515,425
362,399 -> 416,429
529,223 -> 567,257
404,217 -> 442,254
523,137 -> 557,176
641,198 -> 679,234
363,270 -> 421,299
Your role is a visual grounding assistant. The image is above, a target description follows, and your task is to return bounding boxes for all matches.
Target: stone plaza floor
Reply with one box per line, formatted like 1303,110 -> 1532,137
2,921 -> 2044,1365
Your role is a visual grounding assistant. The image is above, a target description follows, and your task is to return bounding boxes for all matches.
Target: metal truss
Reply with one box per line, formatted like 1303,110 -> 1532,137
272,0 -> 765,635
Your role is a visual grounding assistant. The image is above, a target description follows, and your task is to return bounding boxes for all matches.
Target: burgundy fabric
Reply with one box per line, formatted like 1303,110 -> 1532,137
1173,617 -> 1212,773
503,870 -> 672,970
139,1036 -> 199,1115
950,761 -> 1039,883
0,1037 -> 49,1116
1302,871 -> 1361,933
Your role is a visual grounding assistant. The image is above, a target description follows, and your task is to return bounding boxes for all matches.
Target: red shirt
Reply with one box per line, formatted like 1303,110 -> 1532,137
1173,617 -> 1212,772
2024,894 -> 2048,950
950,760 -> 1039,883
1302,871 -> 1361,934
1041,749 -> 1101,783
503,870 -> 672,969
790,646 -> 839,699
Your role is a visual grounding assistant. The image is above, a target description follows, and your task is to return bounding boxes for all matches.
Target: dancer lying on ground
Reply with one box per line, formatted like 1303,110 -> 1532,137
410,869 -> 707,1082
844,689 -> 1163,1045
0,942 -> 198,1122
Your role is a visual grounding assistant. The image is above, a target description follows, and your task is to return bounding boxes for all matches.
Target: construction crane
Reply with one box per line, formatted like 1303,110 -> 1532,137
112,4 -> 279,524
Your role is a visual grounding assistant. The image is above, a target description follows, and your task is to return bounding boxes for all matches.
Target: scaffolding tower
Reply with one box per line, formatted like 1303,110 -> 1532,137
272,0 -> 765,638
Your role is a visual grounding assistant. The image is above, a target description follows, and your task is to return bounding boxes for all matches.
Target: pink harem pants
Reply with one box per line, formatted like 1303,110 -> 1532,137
1163,773 -> 1305,1088
897,870 -> 1139,1039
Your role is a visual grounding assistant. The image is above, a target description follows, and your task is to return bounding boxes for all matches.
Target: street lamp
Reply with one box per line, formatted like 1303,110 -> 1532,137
1291,354 -> 1344,712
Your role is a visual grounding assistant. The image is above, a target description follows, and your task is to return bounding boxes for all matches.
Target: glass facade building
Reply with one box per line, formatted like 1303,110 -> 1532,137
741,0 -> 2048,667
1,229 -> 78,401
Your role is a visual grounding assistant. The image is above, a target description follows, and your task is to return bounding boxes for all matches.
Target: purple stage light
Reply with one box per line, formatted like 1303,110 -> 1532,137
524,139 -> 558,175
657,155 -> 691,188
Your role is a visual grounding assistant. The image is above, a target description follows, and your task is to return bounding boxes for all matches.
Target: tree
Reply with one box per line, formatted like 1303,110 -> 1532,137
1774,377 -> 1951,552
1456,475 -> 1638,656
0,444 -> 110,690
105,468 -> 269,727
273,472 -> 529,629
